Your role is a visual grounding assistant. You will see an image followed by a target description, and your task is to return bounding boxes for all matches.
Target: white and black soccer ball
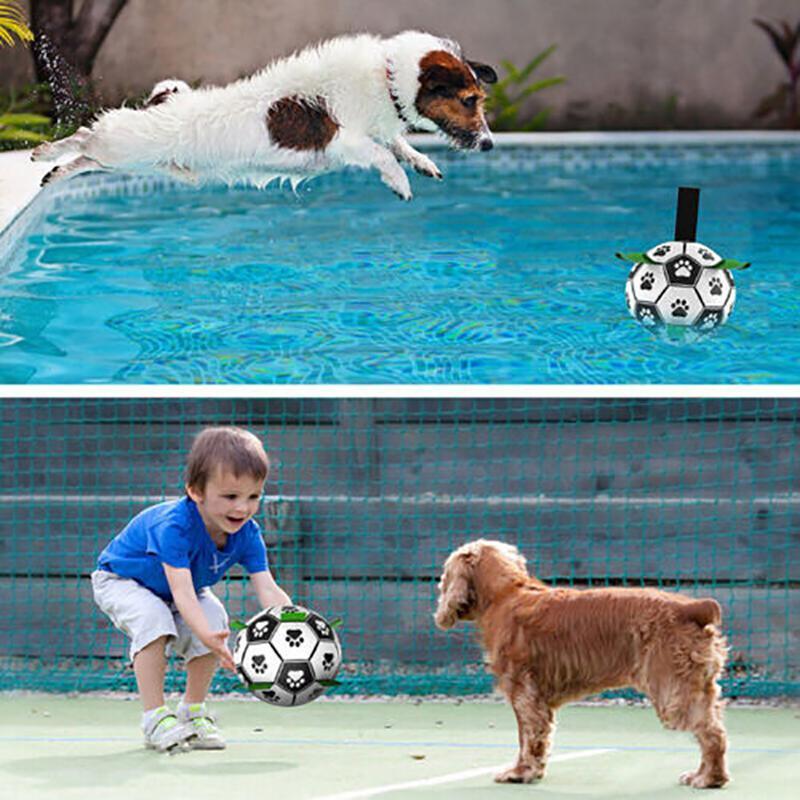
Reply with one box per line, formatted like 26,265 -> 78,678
233,604 -> 342,707
625,240 -> 735,332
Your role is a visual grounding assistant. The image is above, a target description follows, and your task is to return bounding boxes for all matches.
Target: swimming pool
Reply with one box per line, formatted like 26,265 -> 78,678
1,134 -> 798,384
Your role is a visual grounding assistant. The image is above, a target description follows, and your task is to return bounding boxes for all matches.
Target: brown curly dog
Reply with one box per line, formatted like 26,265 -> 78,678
434,539 -> 729,788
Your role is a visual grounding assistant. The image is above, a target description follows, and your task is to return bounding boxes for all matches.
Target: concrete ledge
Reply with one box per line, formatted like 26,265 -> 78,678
0,149 -> 51,232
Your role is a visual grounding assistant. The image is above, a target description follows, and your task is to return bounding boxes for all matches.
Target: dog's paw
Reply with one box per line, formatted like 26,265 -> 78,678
410,154 -> 443,180
40,166 -> 62,187
679,769 -> 728,789
494,765 -> 544,784
31,142 -> 56,162
387,177 -> 412,201
381,166 -> 412,201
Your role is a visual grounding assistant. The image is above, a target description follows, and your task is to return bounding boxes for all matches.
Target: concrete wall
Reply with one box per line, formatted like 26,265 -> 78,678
1,0 -> 798,128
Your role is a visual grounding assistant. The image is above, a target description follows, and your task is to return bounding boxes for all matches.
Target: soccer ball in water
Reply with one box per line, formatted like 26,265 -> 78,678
233,604 -> 342,706
624,240 -> 736,334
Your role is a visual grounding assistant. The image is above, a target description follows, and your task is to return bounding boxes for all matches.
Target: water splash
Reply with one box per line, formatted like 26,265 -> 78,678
32,32 -> 97,132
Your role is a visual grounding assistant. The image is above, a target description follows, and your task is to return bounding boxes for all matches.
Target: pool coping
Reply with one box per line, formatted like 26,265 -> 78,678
2,129 -> 800,238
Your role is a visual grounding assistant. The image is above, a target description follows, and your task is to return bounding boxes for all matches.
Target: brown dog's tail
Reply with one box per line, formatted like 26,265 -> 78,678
678,598 -> 722,628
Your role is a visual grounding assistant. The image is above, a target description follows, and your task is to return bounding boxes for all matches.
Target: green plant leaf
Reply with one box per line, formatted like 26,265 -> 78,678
0,126 -> 49,143
0,112 -> 50,126
229,619 -> 247,631
517,76 -> 566,100
516,44 -> 559,83
494,103 -> 522,126
487,45 -> 563,131
0,1 -> 33,47
522,108 -> 551,131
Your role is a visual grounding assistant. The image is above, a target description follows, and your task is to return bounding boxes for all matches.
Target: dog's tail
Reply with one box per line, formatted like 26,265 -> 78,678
678,598 -> 721,628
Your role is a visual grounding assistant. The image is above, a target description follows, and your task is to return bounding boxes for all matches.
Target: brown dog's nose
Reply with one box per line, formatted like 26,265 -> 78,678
480,138 -> 494,151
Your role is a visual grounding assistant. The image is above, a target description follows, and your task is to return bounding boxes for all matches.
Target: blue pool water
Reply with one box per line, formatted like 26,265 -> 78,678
1,141 -> 799,383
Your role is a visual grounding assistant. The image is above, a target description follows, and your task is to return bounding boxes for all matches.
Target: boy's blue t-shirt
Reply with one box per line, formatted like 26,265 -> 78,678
97,497 -> 268,601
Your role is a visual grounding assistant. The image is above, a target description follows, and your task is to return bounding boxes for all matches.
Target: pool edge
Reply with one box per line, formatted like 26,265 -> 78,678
3,130 -> 800,239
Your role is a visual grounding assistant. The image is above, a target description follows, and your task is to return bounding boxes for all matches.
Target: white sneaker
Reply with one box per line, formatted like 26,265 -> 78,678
142,706 -> 196,753
178,703 -> 226,750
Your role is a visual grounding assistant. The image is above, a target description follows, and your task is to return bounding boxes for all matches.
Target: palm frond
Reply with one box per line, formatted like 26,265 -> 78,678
0,1 -> 33,47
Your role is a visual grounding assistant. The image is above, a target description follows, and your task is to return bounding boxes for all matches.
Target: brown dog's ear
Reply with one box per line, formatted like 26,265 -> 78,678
433,551 -> 476,629
467,60 -> 498,84
419,63 -> 464,97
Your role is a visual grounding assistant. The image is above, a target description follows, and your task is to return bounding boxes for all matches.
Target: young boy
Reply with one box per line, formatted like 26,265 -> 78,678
91,426 -> 291,753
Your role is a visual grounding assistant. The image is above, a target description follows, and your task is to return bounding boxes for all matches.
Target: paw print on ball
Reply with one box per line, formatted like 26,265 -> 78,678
276,661 -> 315,695
639,271 -> 655,292
709,276 -> 723,296
285,670 -> 308,690
285,628 -> 304,648
321,652 -> 336,672
666,256 -> 700,285
636,306 -> 659,326
670,298 -> 690,318
251,654 -> 269,675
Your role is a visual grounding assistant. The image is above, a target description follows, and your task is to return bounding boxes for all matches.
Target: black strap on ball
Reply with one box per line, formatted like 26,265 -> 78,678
675,186 -> 700,242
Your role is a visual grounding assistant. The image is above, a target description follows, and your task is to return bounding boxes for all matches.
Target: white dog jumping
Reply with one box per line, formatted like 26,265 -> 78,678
32,31 -> 497,200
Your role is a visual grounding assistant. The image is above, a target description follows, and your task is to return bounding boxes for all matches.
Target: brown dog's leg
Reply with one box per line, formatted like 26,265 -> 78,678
679,684 -> 729,789
494,682 -> 554,784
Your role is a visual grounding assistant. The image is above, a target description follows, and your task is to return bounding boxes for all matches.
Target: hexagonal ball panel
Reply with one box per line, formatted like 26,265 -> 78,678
238,640 -> 282,685
246,610 -> 280,642
655,286 -> 704,326
695,268 -> 734,310
695,308 -> 726,331
628,263 -> 669,304
293,681 -> 328,707
645,241 -> 681,264
270,621 -> 318,661
253,684 -> 295,707
685,241 -> 722,267
310,640 -> 342,680
665,254 -> 701,286
306,612 -> 336,641
276,660 -> 315,695
633,303 -> 663,327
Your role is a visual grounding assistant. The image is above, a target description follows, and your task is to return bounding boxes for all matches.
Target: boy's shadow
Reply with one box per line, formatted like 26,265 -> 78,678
5,750 -> 295,789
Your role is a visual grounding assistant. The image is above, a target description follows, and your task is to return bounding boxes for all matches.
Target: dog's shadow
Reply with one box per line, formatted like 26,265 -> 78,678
4,750 -> 295,789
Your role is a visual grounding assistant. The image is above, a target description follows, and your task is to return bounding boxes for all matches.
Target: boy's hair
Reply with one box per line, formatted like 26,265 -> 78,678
185,427 -> 269,491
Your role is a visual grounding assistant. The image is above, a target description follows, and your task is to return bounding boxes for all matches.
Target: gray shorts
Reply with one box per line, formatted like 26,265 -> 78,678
91,569 -> 229,662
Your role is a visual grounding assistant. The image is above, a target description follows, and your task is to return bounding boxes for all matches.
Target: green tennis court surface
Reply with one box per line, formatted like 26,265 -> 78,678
0,696 -> 797,799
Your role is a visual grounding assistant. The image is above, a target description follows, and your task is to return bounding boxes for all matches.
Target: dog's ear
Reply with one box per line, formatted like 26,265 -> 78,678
419,63 -> 463,97
467,60 -> 498,85
433,550 -> 477,629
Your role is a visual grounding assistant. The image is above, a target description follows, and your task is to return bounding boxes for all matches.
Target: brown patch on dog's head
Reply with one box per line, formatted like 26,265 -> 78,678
267,96 -> 339,151
415,51 -> 496,150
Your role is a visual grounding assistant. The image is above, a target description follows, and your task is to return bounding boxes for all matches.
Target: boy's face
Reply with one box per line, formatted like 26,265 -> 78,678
186,468 -> 265,538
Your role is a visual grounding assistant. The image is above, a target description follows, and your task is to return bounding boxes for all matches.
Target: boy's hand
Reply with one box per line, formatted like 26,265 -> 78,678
203,630 -> 236,672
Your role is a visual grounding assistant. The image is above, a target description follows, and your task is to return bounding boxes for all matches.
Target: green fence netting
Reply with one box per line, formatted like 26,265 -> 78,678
0,398 -> 797,697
